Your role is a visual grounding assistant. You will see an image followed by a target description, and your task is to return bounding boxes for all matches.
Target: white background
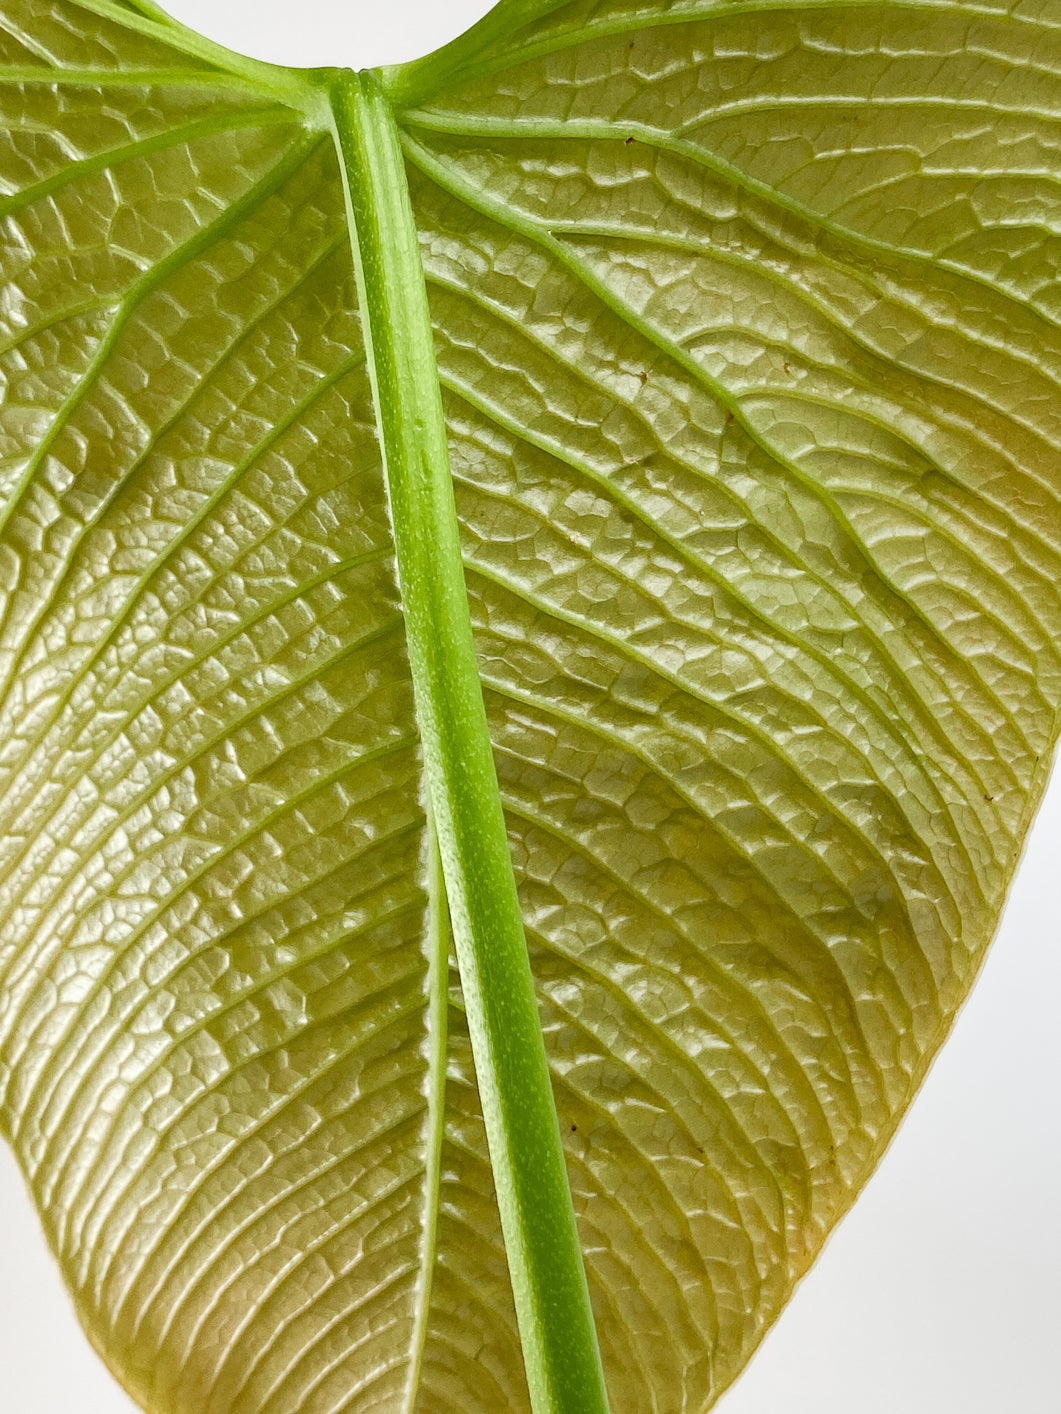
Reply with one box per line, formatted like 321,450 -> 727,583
1,3 -> 1058,1408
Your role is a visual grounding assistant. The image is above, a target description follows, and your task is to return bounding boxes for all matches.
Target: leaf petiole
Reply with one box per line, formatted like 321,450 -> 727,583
327,66 -> 611,1414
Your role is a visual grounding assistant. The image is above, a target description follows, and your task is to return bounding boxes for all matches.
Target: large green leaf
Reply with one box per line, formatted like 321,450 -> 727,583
0,1 -> 1058,1411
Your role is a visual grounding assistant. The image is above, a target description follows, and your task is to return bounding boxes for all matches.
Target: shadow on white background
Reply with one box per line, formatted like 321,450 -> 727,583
0,2 -> 1058,1408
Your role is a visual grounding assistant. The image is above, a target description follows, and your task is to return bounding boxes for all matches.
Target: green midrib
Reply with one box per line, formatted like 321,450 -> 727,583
326,67 -> 612,1414
0,0 -> 611,1398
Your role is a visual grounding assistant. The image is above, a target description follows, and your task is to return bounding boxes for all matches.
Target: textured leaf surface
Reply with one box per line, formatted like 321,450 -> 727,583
0,1 -> 1059,1412
0,6 -> 439,1411
400,4 -> 1061,1405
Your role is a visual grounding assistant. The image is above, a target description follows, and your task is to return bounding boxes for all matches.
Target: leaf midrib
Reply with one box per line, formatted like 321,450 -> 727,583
328,67 -> 610,1414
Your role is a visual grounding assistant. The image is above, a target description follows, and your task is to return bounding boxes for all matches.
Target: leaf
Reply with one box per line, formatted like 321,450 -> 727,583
0,1 -> 1058,1412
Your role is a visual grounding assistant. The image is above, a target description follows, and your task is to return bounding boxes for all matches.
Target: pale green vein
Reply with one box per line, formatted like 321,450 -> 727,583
0,546 -> 390,961
548,220 -> 1061,576
462,460 -> 960,949
153,1077 -> 428,1365
0,11 -> 58,65
500,771 -> 897,1107
345,1355 -> 421,1414
520,1022 -> 743,1320
201,1250 -> 414,1414
402,804 -> 449,1414
436,333 -> 1018,858
70,929 -> 425,1288
21,733 -> 422,1188
487,669 -> 937,1023
534,1136 -> 720,1394
5,625 -> 411,1135
405,132 -> 1024,831
401,109 -> 1061,340
404,1272 -> 518,1408
382,0 -> 573,107
517,883 -> 811,1234
42,892 -> 424,1238
0,104 -> 294,219
528,895 -> 863,1184
0,226 -> 351,811
0,603 -> 397,1023
531,928 -> 825,1213
258,1269 -> 412,1414
93,988 -> 427,1304
671,93 -> 1061,128
0,64 -> 277,91
0,296 -> 116,361
568,220 -> 1061,476
0,614 -> 405,1032
65,0 -> 317,112
0,228 -> 350,767
426,271 -> 1003,887
384,0 -> 1061,105
89,980 -> 426,1314
0,330 -> 362,811
544,1079 -> 740,1363
467,543 -> 972,977
0,130 -> 314,640
189,1116 -> 427,1406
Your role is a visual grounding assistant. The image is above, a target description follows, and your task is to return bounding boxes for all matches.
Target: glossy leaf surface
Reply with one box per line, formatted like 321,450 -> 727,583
0,1 -> 1058,1411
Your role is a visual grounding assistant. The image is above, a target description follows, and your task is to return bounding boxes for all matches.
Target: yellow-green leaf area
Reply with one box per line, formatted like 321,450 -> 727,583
399,1 -> 1061,1407
0,1 -> 1058,1413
